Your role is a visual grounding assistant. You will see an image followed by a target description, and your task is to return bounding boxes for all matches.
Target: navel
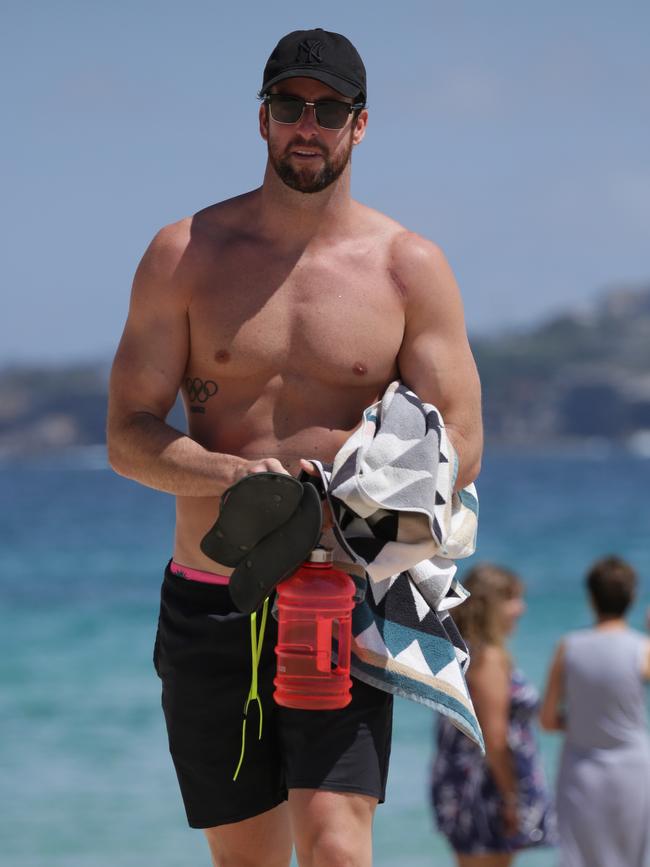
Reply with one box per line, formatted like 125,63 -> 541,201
214,349 -> 231,363
353,362 -> 368,377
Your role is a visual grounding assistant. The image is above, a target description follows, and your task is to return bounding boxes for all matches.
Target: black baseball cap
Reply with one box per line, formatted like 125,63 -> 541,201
261,28 -> 367,103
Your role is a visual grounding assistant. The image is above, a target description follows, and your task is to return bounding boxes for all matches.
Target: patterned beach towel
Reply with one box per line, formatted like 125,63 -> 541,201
310,381 -> 483,750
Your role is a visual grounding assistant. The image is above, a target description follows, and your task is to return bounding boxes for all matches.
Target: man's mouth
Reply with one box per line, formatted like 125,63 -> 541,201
292,150 -> 323,159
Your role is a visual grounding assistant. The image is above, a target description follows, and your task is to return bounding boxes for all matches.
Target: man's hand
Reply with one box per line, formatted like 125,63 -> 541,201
299,459 -> 318,478
300,459 -> 334,530
233,458 -> 292,482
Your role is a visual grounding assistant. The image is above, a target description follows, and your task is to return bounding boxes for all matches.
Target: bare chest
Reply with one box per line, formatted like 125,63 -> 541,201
187,249 -> 405,387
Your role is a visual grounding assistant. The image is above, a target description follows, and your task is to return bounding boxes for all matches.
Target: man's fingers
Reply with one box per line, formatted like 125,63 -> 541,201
243,458 -> 310,477
249,463 -> 271,474
265,458 -> 291,475
247,458 -> 290,475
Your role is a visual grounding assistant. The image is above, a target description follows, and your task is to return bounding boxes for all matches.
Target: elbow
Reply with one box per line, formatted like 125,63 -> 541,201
538,714 -> 552,732
482,729 -> 510,760
538,710 -> 563,732
461,456 -> 482,487
483,741 -> 511,770
467,430 -> 484,484
106,421 -> 135,479
107,436 -> 129,478
448,425 -> 483,490
454,453 -> 482,491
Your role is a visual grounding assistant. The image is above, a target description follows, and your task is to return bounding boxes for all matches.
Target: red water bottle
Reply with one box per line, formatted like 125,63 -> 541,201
274,548 -> 356,710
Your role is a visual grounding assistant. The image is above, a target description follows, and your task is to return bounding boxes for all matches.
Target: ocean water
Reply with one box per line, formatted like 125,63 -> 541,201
2,449 -> 649,867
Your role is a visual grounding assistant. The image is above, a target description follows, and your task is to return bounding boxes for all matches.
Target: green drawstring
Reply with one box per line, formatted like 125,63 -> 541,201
233,597 -> 269,781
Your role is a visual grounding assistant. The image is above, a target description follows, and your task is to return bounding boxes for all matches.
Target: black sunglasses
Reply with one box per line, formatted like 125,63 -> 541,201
264,94 -> 365,130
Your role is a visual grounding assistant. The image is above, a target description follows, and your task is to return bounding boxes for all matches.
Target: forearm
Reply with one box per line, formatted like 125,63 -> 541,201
485,744 -> 519,801
446,422 -> 482,490
107,411 -> 243,497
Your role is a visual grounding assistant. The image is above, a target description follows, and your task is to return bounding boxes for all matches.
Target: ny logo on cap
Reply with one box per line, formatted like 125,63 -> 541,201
296,39 -> 323,64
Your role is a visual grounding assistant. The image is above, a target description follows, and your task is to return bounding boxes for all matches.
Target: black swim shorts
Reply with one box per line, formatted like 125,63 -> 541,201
154,562 -> 393,828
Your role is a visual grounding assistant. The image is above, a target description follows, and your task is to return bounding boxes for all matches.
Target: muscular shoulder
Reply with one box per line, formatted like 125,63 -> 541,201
134,195 -> 249,302
143,192 -> 257,276
141,218 -> 193,281
388,231 -> 453,304
190,191 -> 262,248
390,229 -> 443,271
348,205 -> 446,285
125,221 -> 194,322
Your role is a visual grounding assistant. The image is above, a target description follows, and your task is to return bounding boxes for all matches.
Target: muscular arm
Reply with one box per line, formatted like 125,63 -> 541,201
393,234 -> 482,490
107,224 -> 248,496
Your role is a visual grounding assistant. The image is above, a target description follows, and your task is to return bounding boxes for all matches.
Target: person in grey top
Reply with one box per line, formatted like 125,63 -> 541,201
540,556 -> 650,867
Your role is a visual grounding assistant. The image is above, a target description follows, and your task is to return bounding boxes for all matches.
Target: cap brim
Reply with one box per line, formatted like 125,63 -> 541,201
262,69 -> 363,100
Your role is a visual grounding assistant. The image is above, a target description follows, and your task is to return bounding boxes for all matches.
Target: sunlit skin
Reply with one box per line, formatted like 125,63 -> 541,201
107,68 -> 483,867
108,73 -> 482,575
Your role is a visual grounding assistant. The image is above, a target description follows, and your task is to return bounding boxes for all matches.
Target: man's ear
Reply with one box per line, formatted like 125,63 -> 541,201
352,108 -> 368,146
259,103 -> 269,141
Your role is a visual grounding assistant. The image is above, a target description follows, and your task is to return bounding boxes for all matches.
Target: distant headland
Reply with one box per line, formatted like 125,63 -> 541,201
2,284 -> 649,458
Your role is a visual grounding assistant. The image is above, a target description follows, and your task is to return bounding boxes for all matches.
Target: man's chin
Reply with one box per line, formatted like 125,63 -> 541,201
288,181 -> 330,195
277,166 -> 333,195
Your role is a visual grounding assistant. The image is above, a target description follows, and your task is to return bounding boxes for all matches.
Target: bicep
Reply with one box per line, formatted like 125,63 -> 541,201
396,242 -> 481,440
108,233 -> 190,427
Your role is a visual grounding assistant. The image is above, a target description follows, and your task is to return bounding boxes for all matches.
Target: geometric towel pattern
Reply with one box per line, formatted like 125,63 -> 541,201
309,381 -> 484,750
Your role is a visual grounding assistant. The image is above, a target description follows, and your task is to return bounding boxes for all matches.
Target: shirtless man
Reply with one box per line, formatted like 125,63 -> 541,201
107,27 -> 482,867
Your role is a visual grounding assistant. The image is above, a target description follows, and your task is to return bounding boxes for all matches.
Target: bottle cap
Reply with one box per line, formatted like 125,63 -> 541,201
308,547 -> 333,563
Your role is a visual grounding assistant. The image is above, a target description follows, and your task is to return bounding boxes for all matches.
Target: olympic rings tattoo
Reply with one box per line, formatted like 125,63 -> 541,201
185,377 -> 218,403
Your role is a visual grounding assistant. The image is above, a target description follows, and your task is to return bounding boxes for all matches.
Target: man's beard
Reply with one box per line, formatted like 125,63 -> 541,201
268,133 -> 353,194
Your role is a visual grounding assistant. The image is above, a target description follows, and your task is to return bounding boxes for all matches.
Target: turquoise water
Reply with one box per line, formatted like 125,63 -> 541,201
2,450 -> 649,866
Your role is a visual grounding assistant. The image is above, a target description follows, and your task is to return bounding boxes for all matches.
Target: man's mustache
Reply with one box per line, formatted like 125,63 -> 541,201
283,138 -> 328,157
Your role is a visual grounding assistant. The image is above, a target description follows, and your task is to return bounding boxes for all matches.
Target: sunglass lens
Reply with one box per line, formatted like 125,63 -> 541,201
269,96 -> 303,124
315,101 -> 350,129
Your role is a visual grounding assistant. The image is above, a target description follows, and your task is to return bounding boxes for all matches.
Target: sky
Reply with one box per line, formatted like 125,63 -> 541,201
2,0 -> 649,363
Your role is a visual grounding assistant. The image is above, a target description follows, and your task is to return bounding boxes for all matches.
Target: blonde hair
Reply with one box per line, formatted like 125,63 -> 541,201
454,563 -> 523,655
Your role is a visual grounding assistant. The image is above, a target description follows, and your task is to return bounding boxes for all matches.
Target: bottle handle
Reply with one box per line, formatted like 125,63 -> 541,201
333,617 -> 351,673
316,616 -> 333,673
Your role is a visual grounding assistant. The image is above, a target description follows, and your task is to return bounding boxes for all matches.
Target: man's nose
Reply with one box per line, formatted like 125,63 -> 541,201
296,103 -> 319,134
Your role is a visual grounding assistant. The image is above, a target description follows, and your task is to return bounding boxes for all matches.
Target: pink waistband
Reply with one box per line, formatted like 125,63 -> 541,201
170,560 -> 230,586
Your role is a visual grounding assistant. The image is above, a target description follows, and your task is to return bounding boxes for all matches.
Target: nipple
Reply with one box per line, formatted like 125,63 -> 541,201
215,349 -> 231,363
352,362 -> 368,377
